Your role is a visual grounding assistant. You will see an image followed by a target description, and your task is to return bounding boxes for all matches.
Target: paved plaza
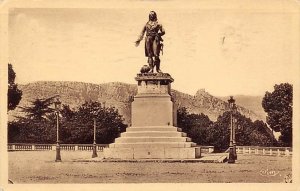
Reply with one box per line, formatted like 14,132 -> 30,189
8,151 -> 292,183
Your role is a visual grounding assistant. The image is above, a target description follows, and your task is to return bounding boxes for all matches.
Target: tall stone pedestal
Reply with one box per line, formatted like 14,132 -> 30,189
103,73 -> 200,159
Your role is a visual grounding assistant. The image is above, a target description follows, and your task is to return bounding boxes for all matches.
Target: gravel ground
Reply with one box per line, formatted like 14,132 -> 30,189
8,151 -> 292,183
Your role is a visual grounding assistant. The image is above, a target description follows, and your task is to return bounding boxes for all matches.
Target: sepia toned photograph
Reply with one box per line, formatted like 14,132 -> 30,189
1,0 -> 299,190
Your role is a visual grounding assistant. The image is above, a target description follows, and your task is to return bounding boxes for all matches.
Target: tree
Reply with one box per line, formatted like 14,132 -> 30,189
262,83 -> 293,146
20,96 -> 58,120
206,112 -> 230,151
9,100 -> 127,144
209,111 -> 277,151
60,104 -> 75,121
8,96 -> 59,143
8,117 -> 56,143
60,101 -> 127,144
177,107 -> 213,146
177,108 -> 277,152
8,63 -> 22,111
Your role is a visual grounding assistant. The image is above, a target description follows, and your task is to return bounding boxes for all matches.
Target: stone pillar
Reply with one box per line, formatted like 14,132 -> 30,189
132,73 -> 174,127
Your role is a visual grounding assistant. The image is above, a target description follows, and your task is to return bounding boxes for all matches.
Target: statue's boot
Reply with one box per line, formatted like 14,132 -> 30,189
155,58 -> 162,73
148,57 -> 154,73
149,63 -> 154,73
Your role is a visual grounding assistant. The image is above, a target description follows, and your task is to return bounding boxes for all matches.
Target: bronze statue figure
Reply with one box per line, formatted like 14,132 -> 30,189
135,11 -> 165,73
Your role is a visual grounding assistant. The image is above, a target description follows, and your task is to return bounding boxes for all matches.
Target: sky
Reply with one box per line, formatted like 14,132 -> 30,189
8,2 -> 299,96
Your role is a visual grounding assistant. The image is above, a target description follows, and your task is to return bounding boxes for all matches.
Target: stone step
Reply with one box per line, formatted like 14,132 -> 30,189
127,125 -> 182,128
126,126 -> 182,132
103,147 -> 201,159
121,131 -> 187,137
109,142 -> 197,148
115,137 -> 192,143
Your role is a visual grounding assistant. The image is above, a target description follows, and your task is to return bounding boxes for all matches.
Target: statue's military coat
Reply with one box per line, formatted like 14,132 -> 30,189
138,21 -> 165,57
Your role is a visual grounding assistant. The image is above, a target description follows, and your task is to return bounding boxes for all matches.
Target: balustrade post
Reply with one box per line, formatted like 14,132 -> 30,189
285,148 -> 290,156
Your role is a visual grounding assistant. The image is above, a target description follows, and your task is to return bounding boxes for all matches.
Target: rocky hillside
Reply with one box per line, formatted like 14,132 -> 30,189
218,95 -> 267,121
172,89 -> 264,121
9,81 -> 265,124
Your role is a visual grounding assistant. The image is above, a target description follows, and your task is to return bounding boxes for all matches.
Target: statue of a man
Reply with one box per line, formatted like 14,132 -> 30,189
135,11 -> 165,73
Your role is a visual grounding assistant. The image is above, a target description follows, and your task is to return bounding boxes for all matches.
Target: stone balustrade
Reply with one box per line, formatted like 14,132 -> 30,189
236,146 -> 292,156
8,144 -> 290,157
198,146 -> 214,153
8,143 -> 212,153
7,143 -> 108,151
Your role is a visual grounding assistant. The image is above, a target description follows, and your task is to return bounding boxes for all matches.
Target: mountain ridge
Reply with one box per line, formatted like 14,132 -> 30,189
9,81 -> 265,124
217,95 -> 266,121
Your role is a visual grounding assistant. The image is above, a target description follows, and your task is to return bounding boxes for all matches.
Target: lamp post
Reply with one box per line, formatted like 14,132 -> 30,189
91,110 -> 98,158
232,103 -> 237,160
54,98 -> 62,162
228,96 -> 236,163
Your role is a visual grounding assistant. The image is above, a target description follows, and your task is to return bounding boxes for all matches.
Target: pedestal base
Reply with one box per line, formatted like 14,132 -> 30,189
103,147 -> 201,159
103,73 -> 199,160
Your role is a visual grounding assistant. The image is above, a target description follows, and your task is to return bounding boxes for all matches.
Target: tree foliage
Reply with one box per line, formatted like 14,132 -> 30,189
262,83 -> 293,146
8,118 -> 56,143
177,107 -> 277,151
20,96 -> 58,120
60,101 -> 127,144
177,107 -> 213,145
8,101 -> 127,144
8,63 -> 22,111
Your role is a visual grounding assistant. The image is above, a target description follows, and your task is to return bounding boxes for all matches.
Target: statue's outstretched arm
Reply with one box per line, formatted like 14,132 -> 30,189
135,25 -> 146,47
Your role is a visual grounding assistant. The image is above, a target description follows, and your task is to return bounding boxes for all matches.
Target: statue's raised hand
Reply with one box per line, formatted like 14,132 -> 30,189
135,40 -> 140,47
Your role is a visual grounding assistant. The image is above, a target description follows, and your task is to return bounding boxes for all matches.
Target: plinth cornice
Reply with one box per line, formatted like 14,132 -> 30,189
135,73 -> 174,82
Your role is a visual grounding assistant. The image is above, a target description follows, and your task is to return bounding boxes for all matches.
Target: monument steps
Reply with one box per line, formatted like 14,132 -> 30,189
114,137 -> 192,143
109,142 -> 197,148
126,126 -> 182,132
121,131 -> 187,137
